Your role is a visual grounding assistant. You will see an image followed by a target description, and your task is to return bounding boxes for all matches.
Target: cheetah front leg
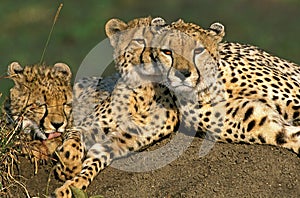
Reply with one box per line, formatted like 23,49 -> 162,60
53,129 -> 154,198
53,142 -> 113,198
54,128 -> 85,181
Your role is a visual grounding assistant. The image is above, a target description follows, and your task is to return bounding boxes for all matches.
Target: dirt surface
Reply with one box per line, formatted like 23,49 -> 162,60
7,135 -> 300,198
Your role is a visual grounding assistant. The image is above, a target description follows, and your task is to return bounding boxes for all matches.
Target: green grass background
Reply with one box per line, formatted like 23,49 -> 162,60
1,0 -> 300,109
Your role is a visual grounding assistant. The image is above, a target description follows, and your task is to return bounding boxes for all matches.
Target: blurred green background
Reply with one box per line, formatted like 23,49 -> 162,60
1,0 -> 300,110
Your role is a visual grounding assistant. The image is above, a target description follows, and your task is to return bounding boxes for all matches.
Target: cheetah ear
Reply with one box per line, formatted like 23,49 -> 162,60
208,22 -> 225,42
7,62 -> 24,87
53,62 -> 72,80
150,17 -> 166,33
8,62 -> 24,76
105,18 -> 128,47
174,19 -> 185,25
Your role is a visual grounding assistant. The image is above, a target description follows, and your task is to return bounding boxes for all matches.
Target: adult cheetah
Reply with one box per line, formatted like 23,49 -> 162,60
143,19 -> 300,155
53,17 -> 179,197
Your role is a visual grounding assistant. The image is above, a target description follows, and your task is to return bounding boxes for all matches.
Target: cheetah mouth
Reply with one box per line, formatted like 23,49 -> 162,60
171,84 -> 195,94
46,132 -> 62,140
169,80 -> 196,91
136,68 -> 163,82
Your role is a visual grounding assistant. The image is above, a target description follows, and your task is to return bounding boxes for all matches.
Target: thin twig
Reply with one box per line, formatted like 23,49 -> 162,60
5,116 -> 23,147
7,157 -> 30,198
45,166 -> 56,196
39,3 -> 64,64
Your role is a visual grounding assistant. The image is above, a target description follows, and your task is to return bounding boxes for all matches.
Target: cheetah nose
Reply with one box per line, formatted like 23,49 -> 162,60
51,122 -> 63,130
175,69 -> 191,81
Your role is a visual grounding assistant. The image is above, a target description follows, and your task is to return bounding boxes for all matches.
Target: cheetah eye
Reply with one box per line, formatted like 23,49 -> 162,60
63,103 -> 72,107
194,47 -> 205,55
35,100 -> 44,106
161,49 -> 172,56
132,39 -> 145,45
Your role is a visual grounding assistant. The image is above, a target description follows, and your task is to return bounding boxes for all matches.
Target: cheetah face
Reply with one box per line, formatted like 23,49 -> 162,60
153,30 -> 203,93
152,20 -> 225,97
25,84 -> 72,135
7,62 -> 73,140
105,17 -> 166,87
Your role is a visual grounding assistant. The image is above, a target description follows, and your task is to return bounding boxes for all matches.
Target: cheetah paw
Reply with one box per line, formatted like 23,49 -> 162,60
54,139 -> 84,181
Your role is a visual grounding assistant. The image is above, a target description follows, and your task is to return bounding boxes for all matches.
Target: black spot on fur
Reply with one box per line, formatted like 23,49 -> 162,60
128,127 -> 139,135
240,134 -> 245,139
232,107 -> 239,118
65,151 -> 70,159
128,146 -> 134,151
226,107 -> 233,115
230,77 -> 238,83
243,107 -> 253,122
225,138 -> 233,143
226,129 -> 232,134
259,116 -> 267,126
205,111 -> 211,116
158,133 -> 164,138
292,105 -> 300,110
275,131 -> 287,145
124,133 -> 132,139
119,138 -> 126,144
110,152 -> 115,159
258,134 -> 266,143
284,113 -> 288,120
275,104 -> 281,114
241,101 -> 249,108
247,120 -> 256,132
214,128 -> 221,133
166,111 -> 170,118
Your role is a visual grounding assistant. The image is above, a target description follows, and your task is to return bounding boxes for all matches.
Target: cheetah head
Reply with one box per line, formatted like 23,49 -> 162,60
151,19 -> 225,96
6,62 -> 73,140
105,16 -> 167,87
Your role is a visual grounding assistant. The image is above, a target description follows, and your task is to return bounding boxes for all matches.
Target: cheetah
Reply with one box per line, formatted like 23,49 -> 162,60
53,16 -> 179,197
5,62 -> 73,140
140,19 -> 300,155
3,62 -> 72,164
4,62 -> 73,159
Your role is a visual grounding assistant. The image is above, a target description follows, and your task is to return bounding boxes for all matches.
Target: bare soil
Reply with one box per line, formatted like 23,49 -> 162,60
6,136 -> 300,198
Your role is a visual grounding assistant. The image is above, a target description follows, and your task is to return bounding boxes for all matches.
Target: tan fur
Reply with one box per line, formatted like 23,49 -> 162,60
151,19 -> 300,154
53,17 -> 179,198
5,62 -> 72,140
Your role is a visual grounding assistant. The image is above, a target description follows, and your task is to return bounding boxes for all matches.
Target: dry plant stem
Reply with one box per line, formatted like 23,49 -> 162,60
46,166 -> 56,196
54,150 -> 66,167
7,155 -> 30,198
40,3 -> 63,64
34,158 -> 38,175
4,116 -> 23,147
